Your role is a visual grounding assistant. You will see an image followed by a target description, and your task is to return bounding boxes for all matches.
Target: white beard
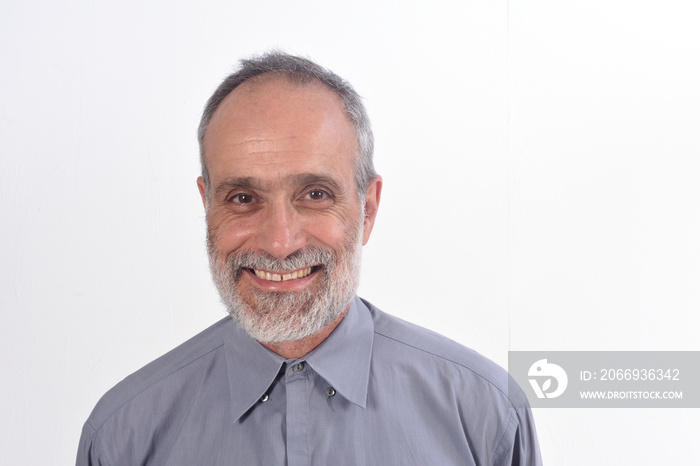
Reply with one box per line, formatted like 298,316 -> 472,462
207,220 -> 363,343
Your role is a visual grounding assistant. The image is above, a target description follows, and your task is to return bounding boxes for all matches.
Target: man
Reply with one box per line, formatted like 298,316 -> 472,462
77,52 -> 541,465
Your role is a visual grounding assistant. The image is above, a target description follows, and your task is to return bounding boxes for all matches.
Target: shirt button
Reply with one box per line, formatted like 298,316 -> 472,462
292,362 -> 305,373
326,387 -> 336,397
260,394 -> 269,403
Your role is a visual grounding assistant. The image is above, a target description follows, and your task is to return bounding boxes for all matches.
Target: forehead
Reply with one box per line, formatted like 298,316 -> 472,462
202,76 -> 358,186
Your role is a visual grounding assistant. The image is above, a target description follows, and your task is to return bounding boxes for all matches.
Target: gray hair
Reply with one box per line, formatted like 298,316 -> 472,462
197,51 -> 376,198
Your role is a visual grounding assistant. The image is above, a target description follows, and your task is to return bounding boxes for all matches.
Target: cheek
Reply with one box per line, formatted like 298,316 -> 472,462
207,212 -> 254,255
307,211 -> 361,250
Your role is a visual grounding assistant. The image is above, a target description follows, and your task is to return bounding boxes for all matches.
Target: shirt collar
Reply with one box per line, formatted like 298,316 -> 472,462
225,318 -> 286,423
305,296 -> 373,408
224,296 -> 374,421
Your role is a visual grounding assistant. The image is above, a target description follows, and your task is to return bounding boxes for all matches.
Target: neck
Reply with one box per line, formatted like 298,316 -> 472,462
260,308 -> 348,359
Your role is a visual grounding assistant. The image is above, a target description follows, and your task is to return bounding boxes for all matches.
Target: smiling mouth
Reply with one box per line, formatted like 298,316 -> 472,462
250,267 -> 316,282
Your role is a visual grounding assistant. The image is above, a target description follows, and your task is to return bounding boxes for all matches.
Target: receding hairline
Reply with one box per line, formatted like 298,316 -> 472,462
201,73 -> 360,172
206,72 -> 350,131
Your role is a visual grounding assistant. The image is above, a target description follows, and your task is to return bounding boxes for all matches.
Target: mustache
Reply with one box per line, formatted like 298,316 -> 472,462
227,246 -> 336,275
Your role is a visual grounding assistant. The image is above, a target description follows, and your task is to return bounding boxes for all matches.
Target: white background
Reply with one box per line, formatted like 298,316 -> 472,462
2,1 -> 699,464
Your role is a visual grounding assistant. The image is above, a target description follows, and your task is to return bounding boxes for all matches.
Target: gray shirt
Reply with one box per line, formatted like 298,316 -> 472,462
77,297 -> 541,465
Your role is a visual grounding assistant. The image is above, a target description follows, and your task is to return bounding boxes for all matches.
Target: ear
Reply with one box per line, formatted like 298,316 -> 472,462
197,176 -> 208,210
361,175 -> 382,245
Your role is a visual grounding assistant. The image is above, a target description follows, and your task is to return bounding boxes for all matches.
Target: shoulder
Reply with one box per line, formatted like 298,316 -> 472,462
361,298 -> 528,410
84,316 -> 232,432
360,298 -> 540,464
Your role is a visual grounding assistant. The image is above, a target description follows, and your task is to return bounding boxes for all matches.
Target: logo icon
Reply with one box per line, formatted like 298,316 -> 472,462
528,359 -> 568,399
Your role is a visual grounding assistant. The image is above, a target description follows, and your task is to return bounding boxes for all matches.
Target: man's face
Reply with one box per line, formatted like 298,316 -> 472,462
198,77 -> 380,343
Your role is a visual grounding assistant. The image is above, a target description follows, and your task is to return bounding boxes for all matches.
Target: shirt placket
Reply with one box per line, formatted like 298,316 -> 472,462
285,361 -> 310,466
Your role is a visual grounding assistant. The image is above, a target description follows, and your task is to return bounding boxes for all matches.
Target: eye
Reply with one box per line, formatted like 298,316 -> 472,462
306,189 -> 328,200
229,193 -> 255,204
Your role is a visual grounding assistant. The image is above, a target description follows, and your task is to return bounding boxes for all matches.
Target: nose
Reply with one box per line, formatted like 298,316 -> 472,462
256,202 -> 306,260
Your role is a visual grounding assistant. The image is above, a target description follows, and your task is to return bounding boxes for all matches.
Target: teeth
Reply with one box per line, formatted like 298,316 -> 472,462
254,267 -> 313,282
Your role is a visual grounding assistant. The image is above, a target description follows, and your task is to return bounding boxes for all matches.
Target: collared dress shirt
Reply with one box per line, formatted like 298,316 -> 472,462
77,297 -> 541,465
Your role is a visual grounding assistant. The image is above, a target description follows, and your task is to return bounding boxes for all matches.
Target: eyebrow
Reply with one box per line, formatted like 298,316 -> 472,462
213,172 -> 346,199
